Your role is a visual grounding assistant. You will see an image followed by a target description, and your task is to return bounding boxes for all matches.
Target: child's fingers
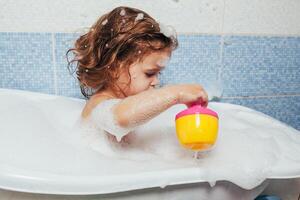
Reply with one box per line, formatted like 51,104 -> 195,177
185,98 -> 208,108
185,100 -> 207,108
201,100 -> 208,107
185,102 -> 194,108
197,98 -> 208,107
201,91 -> 208,107
196,90 -> 208,107
200,90 -> 208,101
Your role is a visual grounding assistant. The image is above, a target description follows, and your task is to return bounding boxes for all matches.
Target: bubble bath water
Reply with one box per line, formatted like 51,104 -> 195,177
78,100 -> 300,190
0,89 -> 299,195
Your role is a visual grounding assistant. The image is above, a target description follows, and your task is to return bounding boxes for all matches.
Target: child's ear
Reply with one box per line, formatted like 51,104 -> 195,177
111,67 -> 118,77
109,63 -> 121,77
111,63 -> 128,81
118,62 -> 130,75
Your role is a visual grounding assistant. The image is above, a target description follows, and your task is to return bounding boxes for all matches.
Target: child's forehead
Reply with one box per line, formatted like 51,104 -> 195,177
141,51 -> 170,67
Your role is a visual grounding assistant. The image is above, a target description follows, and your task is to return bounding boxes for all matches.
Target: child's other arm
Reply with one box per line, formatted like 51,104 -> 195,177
114,84 -> 208,128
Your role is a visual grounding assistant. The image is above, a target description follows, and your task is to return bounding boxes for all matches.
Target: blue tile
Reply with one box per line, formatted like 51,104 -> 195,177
160,35 -> 221,88
222,36 -> 300,97
55,33 -> 83,98
220,96 -> 300,130
1,32 -> 299,131
0,32 -> 54,94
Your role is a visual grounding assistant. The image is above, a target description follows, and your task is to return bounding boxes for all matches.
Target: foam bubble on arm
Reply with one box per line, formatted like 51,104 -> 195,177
90,86 -> 178,142
90,99 -> 134,142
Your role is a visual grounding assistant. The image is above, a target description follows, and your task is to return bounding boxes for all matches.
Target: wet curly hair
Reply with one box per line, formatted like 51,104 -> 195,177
67,6 -> 178,99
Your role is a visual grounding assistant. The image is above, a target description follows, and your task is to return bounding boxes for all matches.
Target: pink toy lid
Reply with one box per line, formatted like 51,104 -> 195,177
175,105 -> 219,120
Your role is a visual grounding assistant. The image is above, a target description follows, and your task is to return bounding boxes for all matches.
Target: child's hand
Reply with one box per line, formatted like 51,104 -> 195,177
172,84 -> 208,107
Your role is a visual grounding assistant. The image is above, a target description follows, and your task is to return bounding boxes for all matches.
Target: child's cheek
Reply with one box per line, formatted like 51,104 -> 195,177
132,74 -> 137,79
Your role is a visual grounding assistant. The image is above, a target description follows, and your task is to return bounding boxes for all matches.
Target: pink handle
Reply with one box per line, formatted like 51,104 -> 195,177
175,104 -> 218,120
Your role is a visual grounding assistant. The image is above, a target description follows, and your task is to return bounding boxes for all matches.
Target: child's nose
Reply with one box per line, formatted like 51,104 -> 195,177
151,76 -> 160,87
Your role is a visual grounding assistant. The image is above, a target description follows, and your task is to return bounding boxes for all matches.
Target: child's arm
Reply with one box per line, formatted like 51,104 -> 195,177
114,84 -> 208,128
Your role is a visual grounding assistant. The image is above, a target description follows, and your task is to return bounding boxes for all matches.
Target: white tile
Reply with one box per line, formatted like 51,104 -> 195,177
0,0 -> 224,34
223,0 -> 300,36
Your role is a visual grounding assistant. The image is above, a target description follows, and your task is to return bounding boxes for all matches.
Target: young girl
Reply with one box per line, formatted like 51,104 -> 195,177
67,6 -> 208,146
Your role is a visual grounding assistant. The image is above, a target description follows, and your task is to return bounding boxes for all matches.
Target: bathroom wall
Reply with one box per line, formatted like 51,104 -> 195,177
0,0 -> 299,130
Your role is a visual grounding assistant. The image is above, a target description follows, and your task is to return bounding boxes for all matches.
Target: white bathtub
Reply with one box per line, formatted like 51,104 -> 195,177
0,88 -> 299,200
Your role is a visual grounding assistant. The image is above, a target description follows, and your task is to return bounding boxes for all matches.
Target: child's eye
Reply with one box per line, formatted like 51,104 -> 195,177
145,72 -> 156,77
145,71 -> 161,77
146,73 -> 155,77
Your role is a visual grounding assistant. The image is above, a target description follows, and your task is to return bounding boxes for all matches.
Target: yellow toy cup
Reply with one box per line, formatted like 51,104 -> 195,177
175,105 -> 219,151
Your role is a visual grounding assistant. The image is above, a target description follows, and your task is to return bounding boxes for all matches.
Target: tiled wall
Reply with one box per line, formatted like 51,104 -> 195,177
0,32 -> 299,130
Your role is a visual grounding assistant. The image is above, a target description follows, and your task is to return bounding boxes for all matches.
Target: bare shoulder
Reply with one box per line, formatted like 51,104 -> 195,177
81,94 -> 113,119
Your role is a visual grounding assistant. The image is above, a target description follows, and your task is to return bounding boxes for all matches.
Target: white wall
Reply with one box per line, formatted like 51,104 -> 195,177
0,0 -> 299,36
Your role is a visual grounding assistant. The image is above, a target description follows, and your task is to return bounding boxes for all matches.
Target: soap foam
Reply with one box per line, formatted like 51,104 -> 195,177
1,90 -> 300,193
135,13 -> 144,22
80,102 -> 300,190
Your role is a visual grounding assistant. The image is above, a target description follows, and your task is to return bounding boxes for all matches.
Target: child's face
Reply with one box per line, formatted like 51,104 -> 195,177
117,50 -> 171,96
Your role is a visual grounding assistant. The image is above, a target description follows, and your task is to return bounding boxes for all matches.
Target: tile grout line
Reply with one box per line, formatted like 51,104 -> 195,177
222,94 -> 300,99
1,31 -> 300,38
177,32 -> 300,37
221,0 -> 226,35
218,0 -> 226,83
51,33 -> 58,95
176,32 -> 300,37
41,31 -> 300,38
218,36 -> 224,82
